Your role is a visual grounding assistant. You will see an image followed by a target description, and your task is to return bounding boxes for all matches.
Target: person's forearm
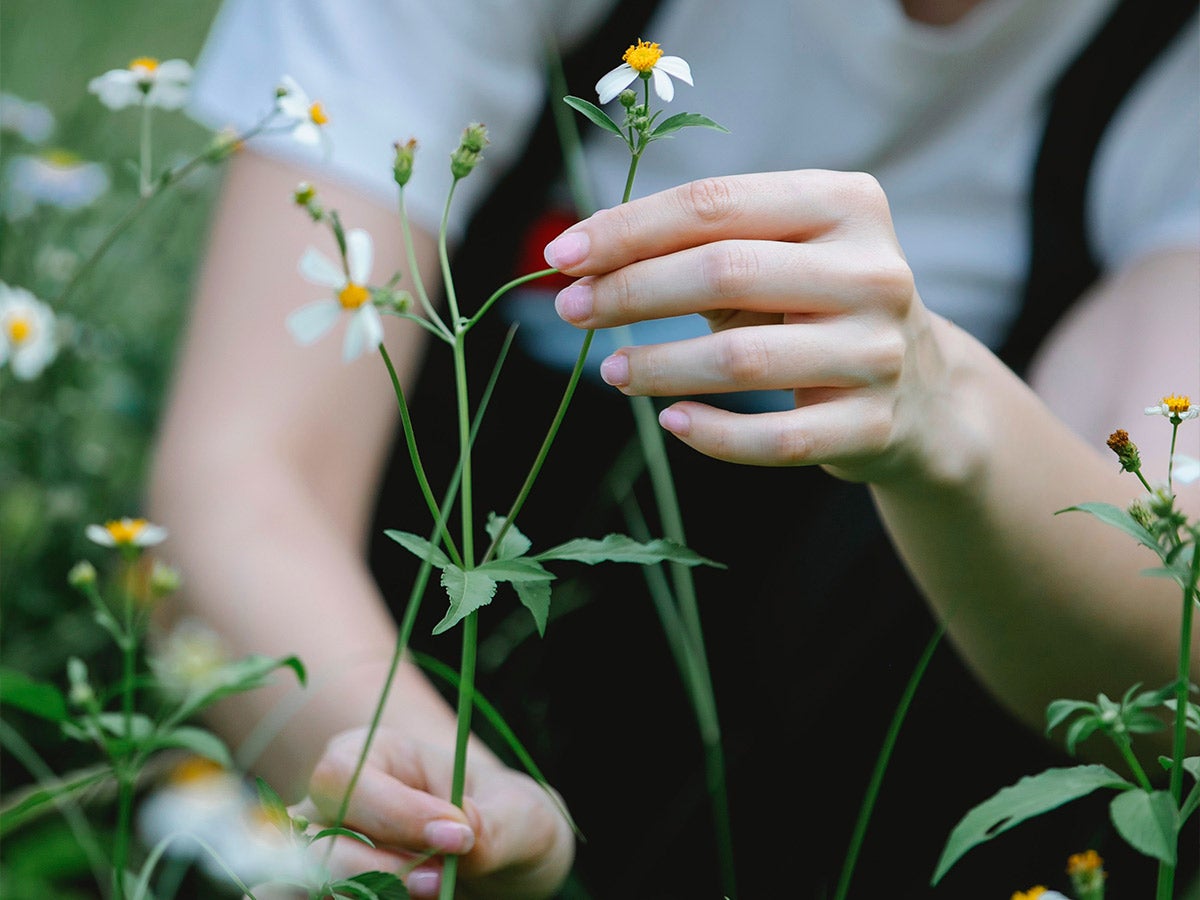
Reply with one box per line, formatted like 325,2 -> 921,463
149,453 -> 464,799
871,315 -> 1198,754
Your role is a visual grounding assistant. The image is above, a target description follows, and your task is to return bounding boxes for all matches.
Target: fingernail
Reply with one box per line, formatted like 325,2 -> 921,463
599,352 -> 629,387
544,231 -> 589,269
406,868 -> 441,898
555,282 -> 593,322
658,407 -> 690,435
424,820 -> 475,854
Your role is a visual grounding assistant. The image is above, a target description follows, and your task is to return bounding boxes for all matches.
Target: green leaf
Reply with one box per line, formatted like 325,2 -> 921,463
255,777 -> 290,833
1109,789 -> 1177,864
562,95 -> 623,137
1057,502 -> 1163,556
486,513 -> 531,560
1045,698 -> 1097,735
0,669 -> 68,722
0,766 -> 110,836
650,111 -> 731,138
146,726 -> 232,768
535,533 -> 724,568
331,871 -> 409,900
312,826 -> 375,847
513,579 -> 552,637
932,765 -> 1131,884
172,654 -> 305,722
385,530 -> 453,569
476,558 -> 555,584
432,566 -> 497,635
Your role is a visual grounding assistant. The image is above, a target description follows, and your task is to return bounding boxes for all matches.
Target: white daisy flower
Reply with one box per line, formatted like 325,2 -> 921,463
0,92 -> 55,143
150,618 -> 229,699
0,282 -> 59,379
88,57 -> 192,111
275,75 -> 330,147
1171,454 -> 1200,485
1145,394 -> 1199,421
596,39 -> 693,105
287,228 -> 383,362
3,150 -> 109,220
85,517 -> 168,549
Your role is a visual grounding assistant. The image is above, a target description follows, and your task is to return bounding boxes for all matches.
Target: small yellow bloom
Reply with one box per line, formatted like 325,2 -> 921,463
1011,888 -> 1047,900
1067,849 -> 1103,876
1146,394 -> 1199,421
623,39 -> 664,73
85,517 -> 168,549
596,37 -> 693,104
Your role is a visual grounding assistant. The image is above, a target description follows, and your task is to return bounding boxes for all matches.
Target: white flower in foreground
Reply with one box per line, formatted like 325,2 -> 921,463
1145,394 -> 1199,421
0,283 -> 59,379
150,618 -> 229,698
3,150 -> 109,219
138,757 -> 312,889
287,228 -> 383,362
275,75 -> 330,147
88,57 -> 192,110
0,92 -> 54,143
85,517 -> 168,549
1171,453 -> 1200,485
596,38 -> 693,104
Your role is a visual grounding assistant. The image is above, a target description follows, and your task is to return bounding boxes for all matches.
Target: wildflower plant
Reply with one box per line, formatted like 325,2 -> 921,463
935,396 -> 1200,899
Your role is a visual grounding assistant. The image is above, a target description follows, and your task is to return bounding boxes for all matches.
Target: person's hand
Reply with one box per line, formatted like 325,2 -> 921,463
291,726 -> 575,899
547,170 -> 969,485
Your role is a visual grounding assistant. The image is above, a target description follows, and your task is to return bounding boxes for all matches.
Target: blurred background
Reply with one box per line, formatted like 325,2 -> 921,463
2,2 -> 225,895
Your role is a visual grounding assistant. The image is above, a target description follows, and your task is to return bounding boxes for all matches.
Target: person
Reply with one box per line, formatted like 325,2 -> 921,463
148,0 -> 1199,896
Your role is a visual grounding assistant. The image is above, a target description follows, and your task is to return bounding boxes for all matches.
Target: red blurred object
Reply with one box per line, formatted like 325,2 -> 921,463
513,207 -> 579,291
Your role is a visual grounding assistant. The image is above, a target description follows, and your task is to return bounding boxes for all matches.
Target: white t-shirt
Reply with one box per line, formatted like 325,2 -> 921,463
190,0 -> 1199,402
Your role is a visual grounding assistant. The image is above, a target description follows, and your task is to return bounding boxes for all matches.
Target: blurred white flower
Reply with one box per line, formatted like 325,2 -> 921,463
150,618 -> 229,698
88,57 -> 192,110
85,517 -> 168,548
596,39 -> 693,104
1171,453 -> 1200,485
0,92 -> 55,143
3,149 -> 109,219
287,228 -> 383,362
0,282 -> 59,379
275,75 -> 330,147
138,757 -> 312,889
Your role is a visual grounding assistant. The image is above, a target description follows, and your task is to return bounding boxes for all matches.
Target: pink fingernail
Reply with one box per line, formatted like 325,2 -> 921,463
555,282 -> 593,322
600,352 -> 629,387
659,407 -> 690,435
424,820 -> 475,853
544,231 -> 589,269
406,868 -> 440,898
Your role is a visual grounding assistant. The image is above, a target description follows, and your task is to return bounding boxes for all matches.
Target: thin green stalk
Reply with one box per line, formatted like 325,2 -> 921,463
441,613 -> 479,900
834,625 -> 944,900
138,100 -> 153,197
439,181 -> 463,325
398,188 -> 451,338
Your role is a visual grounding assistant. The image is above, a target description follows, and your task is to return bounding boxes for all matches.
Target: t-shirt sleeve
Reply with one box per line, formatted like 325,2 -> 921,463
189,0 -> 612,239
1090,15 -> 1200,270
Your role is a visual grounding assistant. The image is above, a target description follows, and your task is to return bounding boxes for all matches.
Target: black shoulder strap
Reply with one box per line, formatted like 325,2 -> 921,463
999,0 -> 1198,376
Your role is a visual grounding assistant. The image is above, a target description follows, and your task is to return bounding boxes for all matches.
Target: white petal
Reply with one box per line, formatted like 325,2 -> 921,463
651,67 -> 675,103
155,59 -> 193,82
286,300 -> 340,345
343,306 -> 383,362
86,524 -> 116,546
87,70 -> 140,110
298,248 -> 345,288
149,81 -> 190,111
655,56 -> 693,86
345,229 -> 373,284
595,64 -> 637,104
1171,454 -> 1200,484
289,121 -> 322,146
134,523 -> 169,546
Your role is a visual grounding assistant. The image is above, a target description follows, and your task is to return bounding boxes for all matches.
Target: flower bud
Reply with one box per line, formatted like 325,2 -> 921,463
619,89 -> 637,108
459,122 -> 488,154
149,560 -> 183,596
68,560 -> 97,589
1105,429 -> 1142,474
450,123 -> 489,179
392,138 -> 417,187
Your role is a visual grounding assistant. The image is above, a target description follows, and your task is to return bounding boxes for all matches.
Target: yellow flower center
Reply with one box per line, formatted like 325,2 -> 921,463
309,102 -> 329,126
105,518 -> 148,545
1067,849 -> 1104,875
6,315 -> 32,345
1010,888 -> 1047,900
623,39 -> 664,73
1162,394 -> 1191,414
44,148 -> 81,168
169,755 -> 225,785
338,282 -> 369,310
129,57 -> 159,76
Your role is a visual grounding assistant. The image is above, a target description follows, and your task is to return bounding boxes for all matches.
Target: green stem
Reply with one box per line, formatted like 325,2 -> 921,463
439,180 -> 463,325
398,188 -> 451,339
466,267 -> 559,330
1115,733 -> 1154,793
138,100 -> 153,197
440,613 -> 479,900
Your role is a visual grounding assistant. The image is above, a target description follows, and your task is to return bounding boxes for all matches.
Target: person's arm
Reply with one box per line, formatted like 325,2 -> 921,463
545,170 -> 1199,754
148,148 -> 573,897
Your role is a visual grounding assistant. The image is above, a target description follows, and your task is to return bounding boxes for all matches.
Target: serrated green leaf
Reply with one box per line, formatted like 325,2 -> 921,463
432,566 -> 497,635
0,668 -> 68,722
932,765 -> 1130,884
650,111 -> 730,138
385,530 -> 453,569
1057,502 -> 1163,556
332,871 -> 409,900
147,726 -> 232,768
477,558 -> 555,583
486,513 -> 531,560
1109,789 -> 1177,864
513,579 -> 552,637
535,534 -> 724,568
563,95 -> 623,137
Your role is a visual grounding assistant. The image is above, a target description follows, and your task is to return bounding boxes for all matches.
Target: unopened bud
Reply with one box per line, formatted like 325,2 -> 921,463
149,560 -> 182,596
619,89 -> 637,108
68,560 -> 97,589
293,181 -> 316,207
374,288 -> 412,314
459,122 -> 488,154
1105,429 -> 1142,474
450,123 -> 489,179
1127,498 -> 1154,530
393,138 -> 418,187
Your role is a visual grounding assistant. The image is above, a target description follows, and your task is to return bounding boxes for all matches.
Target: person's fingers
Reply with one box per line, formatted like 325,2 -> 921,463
655,398 -> 895,469
594,318 -> 903,397
543,170 -> 898,276
554,239 -> 912,330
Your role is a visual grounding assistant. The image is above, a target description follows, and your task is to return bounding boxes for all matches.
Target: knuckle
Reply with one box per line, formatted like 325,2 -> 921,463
683,176 -> 739,226
603,266 -> 639,319
838,170 -> 887,210
701,242 -> 759,300
715,329 -> 771,384
771,423 -> 812,465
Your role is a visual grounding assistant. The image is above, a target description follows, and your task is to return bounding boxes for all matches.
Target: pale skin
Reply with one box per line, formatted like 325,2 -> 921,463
148,5 -> 1197,895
